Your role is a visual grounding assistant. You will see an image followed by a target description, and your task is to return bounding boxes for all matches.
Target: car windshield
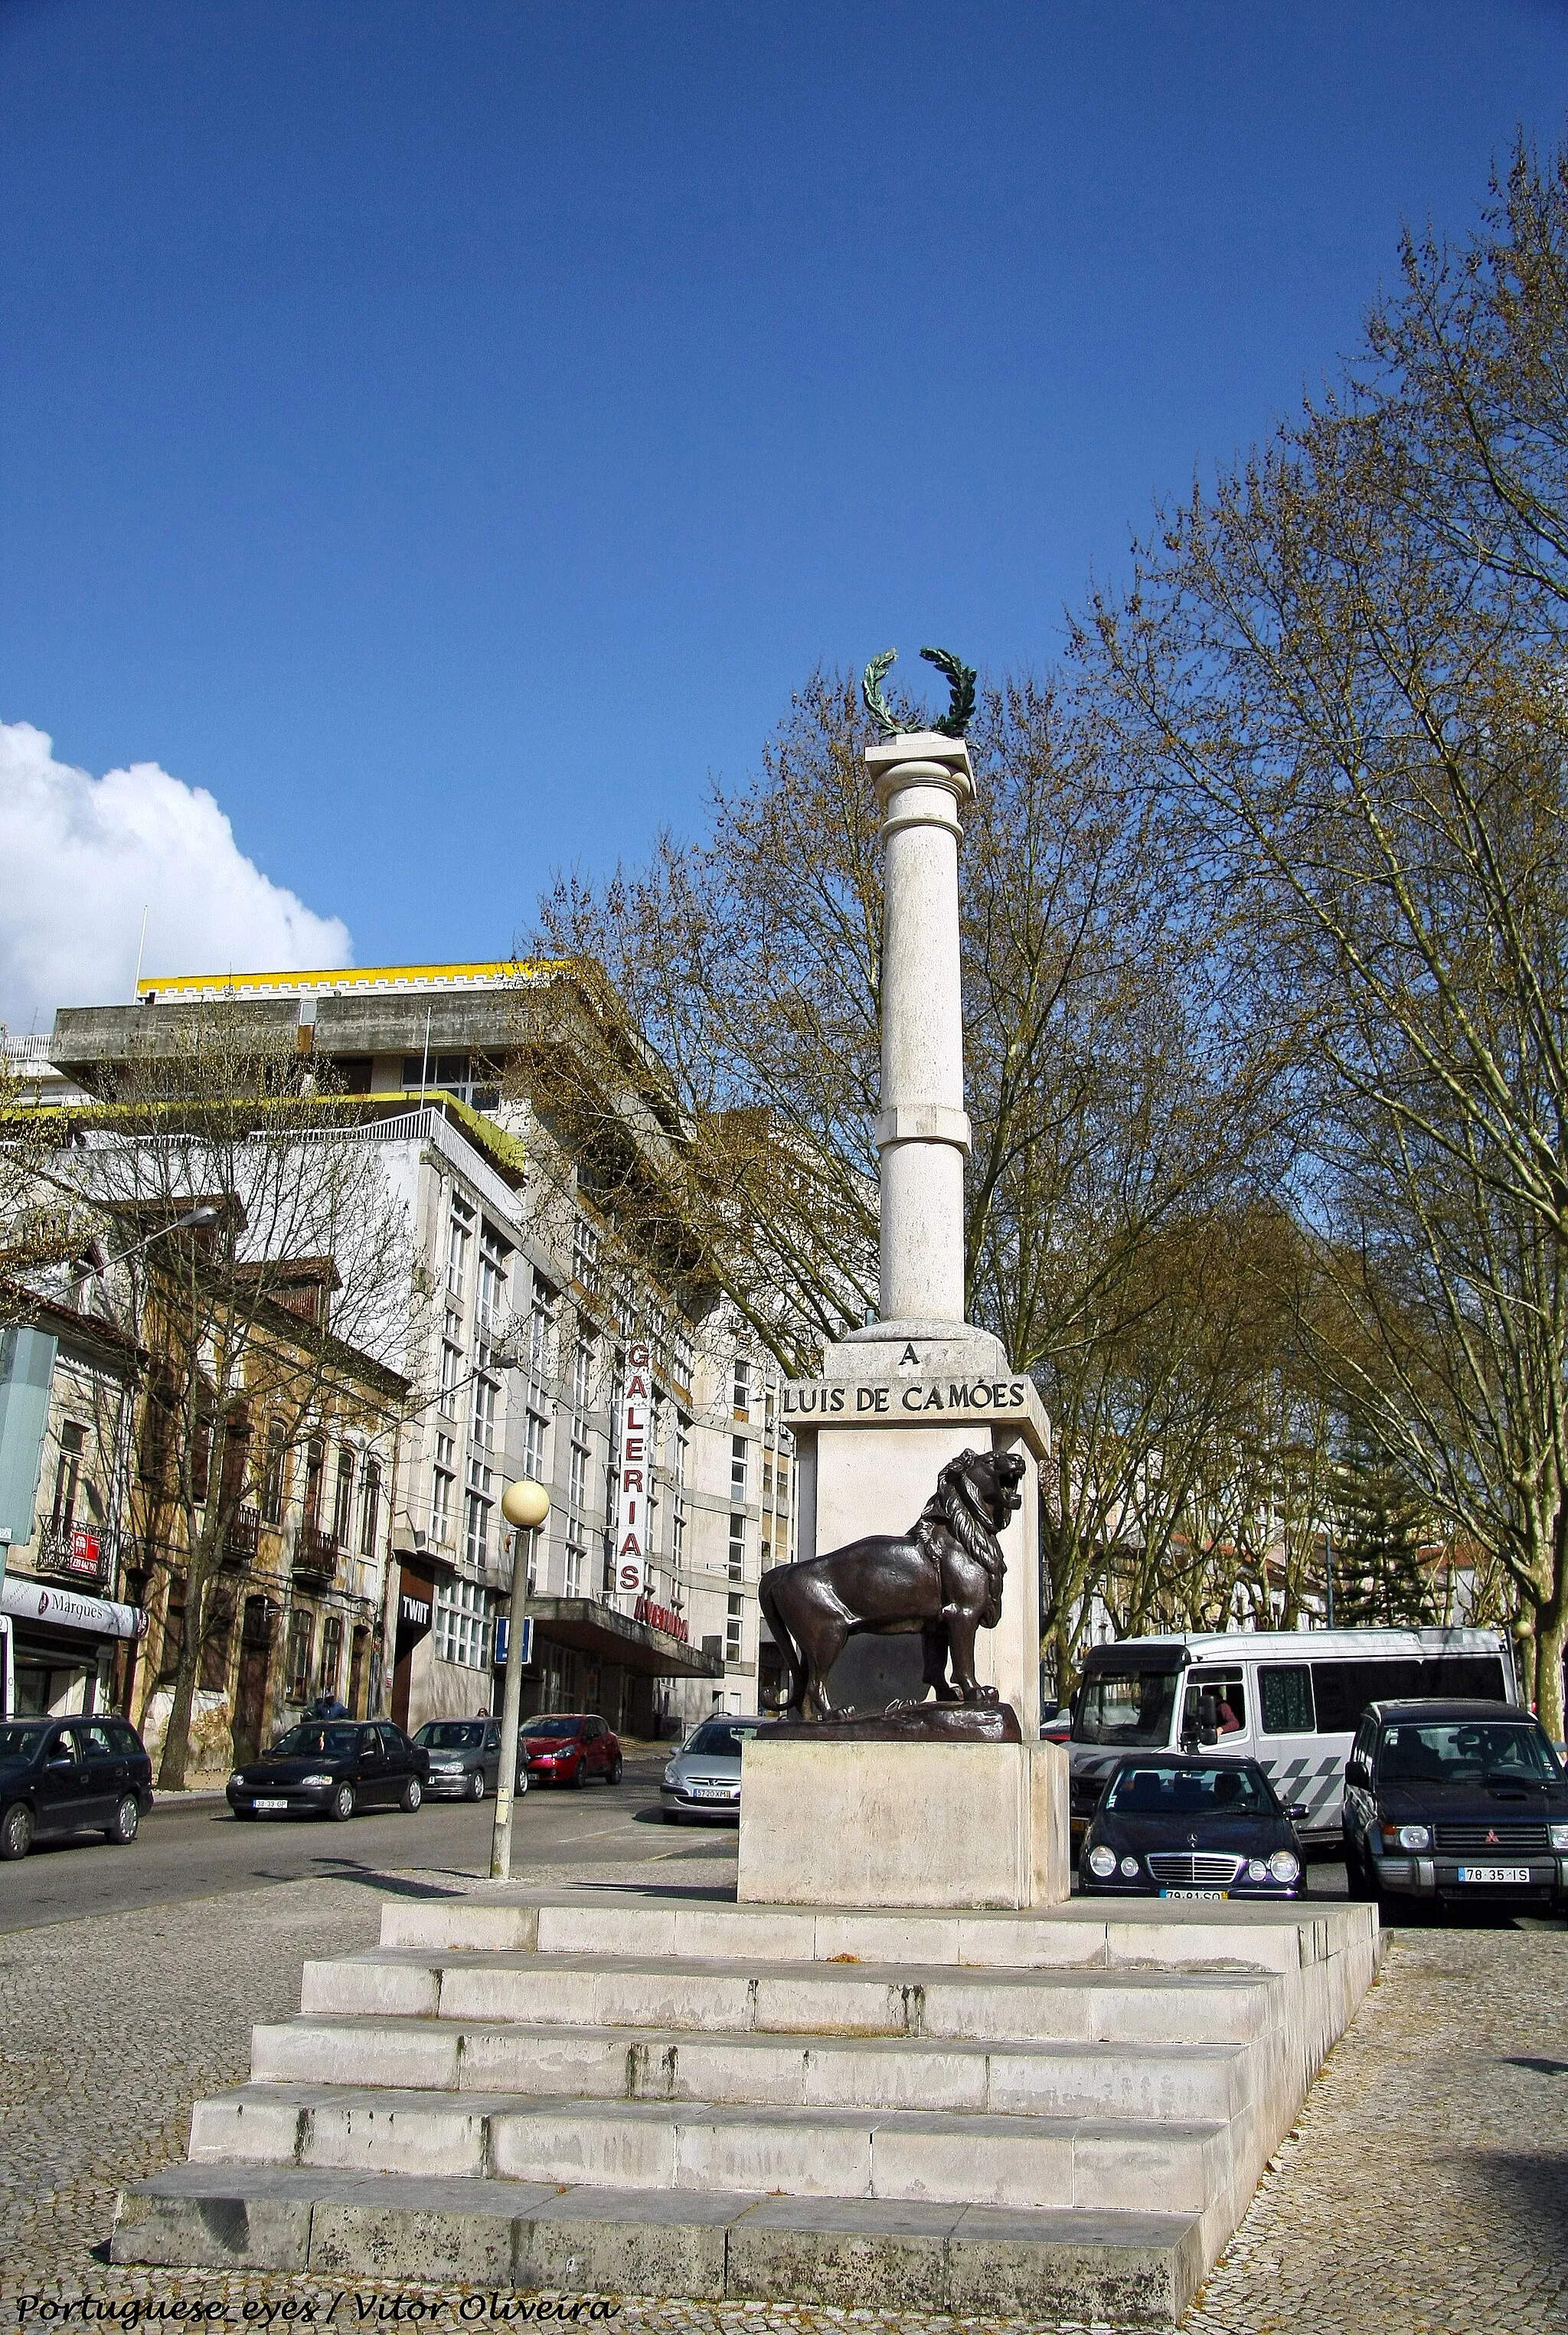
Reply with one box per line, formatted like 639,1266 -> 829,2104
0,1723 -> 49,1760
416,1722 -> 484,1749
1073,1669 -> 1180,1748
1379,1720 -> 1561,1785
1105,1763 -> 1274,1815
528,1717 -> 583,1738
683,1721 -> 760,1758
270,1724 -> 361,1759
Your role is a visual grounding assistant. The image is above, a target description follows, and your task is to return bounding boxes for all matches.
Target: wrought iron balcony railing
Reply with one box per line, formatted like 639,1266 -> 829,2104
292,1523 -> 339,1582
34,1522 -> 117,1590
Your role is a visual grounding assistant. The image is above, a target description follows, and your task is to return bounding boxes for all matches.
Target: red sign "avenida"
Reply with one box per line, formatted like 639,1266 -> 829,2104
634,1594 -> 688,1644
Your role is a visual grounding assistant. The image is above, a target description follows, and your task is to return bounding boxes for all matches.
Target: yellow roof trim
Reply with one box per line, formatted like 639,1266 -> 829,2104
137,958 -> 567,1000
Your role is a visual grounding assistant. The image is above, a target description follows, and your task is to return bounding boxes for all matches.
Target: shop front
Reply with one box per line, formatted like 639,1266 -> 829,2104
515,1595 -> 724,1739
0,1574 -> 148,1720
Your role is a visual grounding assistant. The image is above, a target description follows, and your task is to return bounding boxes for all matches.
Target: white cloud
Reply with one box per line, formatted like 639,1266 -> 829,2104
0,720 -> 352,1031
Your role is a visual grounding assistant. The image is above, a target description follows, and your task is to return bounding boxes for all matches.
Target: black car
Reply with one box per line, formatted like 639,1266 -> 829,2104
413,1716 -> 509,1800
1342,1697 -> 1568,1912
227,1719 -> 428,1821
0,1715 -> 153,1860
1079,1752 -> 1308,1899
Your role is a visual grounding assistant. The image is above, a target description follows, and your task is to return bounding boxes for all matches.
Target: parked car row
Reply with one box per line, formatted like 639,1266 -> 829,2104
1075,1696 -> 1568,1915
0,1710 -> 630,1859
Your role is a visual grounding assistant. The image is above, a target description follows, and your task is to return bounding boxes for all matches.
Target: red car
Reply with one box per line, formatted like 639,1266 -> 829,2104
523,1713 -> 623,1786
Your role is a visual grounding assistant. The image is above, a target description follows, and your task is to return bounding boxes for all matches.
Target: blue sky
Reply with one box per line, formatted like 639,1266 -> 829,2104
3,1 -> 1567,1012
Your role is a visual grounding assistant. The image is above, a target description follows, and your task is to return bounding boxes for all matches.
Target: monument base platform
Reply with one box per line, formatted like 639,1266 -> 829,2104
113,1886 -> 1383,2320
737,1736 -> 1068,1909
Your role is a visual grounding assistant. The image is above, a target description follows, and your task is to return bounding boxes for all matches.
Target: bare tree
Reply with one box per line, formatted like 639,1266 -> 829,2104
1088,132 -> 1568,1729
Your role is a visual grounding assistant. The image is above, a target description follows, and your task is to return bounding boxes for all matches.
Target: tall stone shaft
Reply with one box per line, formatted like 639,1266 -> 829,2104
867,731 -> 976,1327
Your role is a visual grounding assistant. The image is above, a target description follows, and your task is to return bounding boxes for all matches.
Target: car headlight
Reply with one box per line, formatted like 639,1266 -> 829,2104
1382,1822 -> 1430,1851
299,1772 -> 335,1787
1268,1850 -> 1301,1884
663,1764 -> 678,1785
1086,1844 -> 1118,1878
1119,1854 -> 1139,1877
1550,1822 -> 1568,1851
1246,1860 -> 1269,1881
228,1773 -> 245,1788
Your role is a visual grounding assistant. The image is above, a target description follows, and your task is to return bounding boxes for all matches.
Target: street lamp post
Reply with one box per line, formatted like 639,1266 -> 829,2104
490,1474 -> 548,1882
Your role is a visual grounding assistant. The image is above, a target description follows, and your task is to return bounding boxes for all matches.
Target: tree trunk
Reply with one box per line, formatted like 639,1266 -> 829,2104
1532,1602 -> 1566,1742
156,1524 -> 220,1791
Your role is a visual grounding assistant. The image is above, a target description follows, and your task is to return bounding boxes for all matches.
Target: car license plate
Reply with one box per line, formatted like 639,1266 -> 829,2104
689,1785 -> 734,1800
1159,1888 -> 1228,1900
253,1798 -> 289,1811
1456,1864 -> 1530,1883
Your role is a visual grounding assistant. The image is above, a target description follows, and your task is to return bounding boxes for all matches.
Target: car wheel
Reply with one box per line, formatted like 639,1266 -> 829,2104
328,1782 -> 355,1822
401,1777 -> 423,1812
0,1801 -> 34,1860
571,1760 -> 586,1788
466,1769 -> 485,1801
105,1793 -> 140,1845
607,1754 -> 623,1785
1346,1837 -> 1374,1900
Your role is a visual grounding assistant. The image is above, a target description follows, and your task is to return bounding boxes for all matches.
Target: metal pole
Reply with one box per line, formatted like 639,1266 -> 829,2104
1325,1524 -> 1334,1630
490,1478 -> 547,1882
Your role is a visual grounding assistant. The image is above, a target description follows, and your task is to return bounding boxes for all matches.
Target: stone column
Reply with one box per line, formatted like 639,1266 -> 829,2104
867,732 -> 975,1328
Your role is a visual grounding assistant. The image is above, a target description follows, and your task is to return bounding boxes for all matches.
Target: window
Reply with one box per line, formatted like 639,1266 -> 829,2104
732,1358 -> 751,1419
434,1577 -> 490,1669
572,1213 -> 600,1293
529,1290 -> 554,1377
728,1514 -> 745,1582
470,1370 -> 498,1451
730,1436 -> 748,1503
262,1427 -> 286,1525
286,1608 -> 314,1702
765,1387 -> 776,1436
51,1422 -> 87,1532
318,1614 -> 343,1699
726,1592 -> 743,1663
565,1537 -> 586,1597
446,1198 -> 473,1301
573,1337 -> 596,1413
1184,1670 -> 1246,1735
359,1458 -> 382,1559
332,1449 -> 356,1544
673,1325 -> 693,1389
672,1501 -> 687,1571
1259,1664 -> 1315,1736
430,1445 -> 455,1544
1071,1668 -> 1181,1749
477,1226 -> 507,1328
523,1408 -> 547,1483
569,1439 -> 590,1515
465,1462 -> 494,1569
674,1417 -> 690,1486
439,1313 -> 463,1414
302,1440 -> 325,1529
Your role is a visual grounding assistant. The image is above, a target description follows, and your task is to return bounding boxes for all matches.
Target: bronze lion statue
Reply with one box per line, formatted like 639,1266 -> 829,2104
758,1445 -> 1026,1721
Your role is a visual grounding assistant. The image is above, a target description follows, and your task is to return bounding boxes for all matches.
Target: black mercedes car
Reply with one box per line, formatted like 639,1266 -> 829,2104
227,1719 -> 427,1821
0,1716 -> 154,1860
1342,1698 -> 1568,1913
1079,1752 -> 1308,1899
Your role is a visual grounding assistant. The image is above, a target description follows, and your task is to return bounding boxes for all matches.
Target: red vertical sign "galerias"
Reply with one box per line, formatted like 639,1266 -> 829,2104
616,1341 -> 652,1594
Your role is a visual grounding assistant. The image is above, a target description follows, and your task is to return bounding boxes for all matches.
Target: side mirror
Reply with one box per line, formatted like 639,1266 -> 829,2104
1288,1803 -> 1309,1824
47,1752 -> 74,1768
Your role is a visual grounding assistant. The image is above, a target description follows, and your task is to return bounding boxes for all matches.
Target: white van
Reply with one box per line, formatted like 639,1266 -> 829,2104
1067,1626 -> 1517,1844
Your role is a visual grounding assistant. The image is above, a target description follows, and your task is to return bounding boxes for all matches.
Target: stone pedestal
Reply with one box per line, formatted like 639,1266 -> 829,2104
737,1736 -> 1070,1909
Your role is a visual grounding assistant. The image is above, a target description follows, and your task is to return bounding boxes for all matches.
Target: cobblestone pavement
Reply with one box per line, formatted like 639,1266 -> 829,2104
1,1874 -> 1563,2333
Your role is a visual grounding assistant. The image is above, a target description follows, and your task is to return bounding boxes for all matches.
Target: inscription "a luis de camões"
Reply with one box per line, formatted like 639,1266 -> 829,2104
782,1378 -> 1029,1418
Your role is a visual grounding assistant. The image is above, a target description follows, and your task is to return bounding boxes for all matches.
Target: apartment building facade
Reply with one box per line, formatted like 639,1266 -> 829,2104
44,958 -> 797,1740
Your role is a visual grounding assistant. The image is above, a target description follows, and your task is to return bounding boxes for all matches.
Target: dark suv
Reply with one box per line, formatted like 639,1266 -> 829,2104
0,1716 -> 154,1860
1343,1698 -> 1568,1913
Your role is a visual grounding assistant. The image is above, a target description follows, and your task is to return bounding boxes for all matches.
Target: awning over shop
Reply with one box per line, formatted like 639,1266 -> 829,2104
525,1595 -> 723,1680
1,1574 -> 147,1641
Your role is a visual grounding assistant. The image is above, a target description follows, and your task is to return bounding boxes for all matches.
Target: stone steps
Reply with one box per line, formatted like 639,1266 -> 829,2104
113,1888 -> 1383,2309
111,2161 -> 1206,2323
301,1947 -> 1280,2046
188,2079 -> 1241,2219
252,2013 -> 1258,2121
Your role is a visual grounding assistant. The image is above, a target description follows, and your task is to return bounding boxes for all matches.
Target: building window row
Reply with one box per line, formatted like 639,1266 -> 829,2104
436,1576 -> 490,1669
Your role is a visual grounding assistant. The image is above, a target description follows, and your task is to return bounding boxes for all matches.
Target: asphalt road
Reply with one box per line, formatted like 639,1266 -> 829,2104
0,1755 -> 737,1934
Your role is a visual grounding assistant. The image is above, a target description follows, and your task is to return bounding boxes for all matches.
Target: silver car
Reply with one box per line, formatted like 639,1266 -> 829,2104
412,1717 -> 508,1800
660,1716 -> 763,1823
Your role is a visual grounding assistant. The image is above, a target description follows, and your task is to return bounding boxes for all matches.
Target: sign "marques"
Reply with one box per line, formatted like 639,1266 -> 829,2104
782,1377 -> 1031,1420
